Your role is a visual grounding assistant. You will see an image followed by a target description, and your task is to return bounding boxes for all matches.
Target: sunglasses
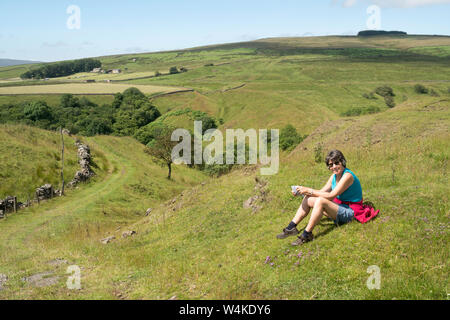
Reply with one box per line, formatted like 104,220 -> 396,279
327,161 -> 341,168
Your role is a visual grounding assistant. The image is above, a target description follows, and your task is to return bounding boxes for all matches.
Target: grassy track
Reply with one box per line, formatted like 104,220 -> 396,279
0,133 -> 208,299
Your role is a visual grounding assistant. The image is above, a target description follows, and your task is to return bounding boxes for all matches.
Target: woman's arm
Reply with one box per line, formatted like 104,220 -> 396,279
298,173 -> 353,200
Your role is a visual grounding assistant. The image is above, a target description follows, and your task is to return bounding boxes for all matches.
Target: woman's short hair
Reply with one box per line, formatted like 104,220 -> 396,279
325,150 -> 347,167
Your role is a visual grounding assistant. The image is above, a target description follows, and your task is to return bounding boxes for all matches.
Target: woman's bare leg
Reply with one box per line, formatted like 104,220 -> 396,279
292,196 -> 317,224
305,197 -> 340,232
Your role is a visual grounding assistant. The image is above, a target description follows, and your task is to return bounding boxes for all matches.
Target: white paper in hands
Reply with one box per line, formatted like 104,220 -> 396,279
291,185 -> 301,196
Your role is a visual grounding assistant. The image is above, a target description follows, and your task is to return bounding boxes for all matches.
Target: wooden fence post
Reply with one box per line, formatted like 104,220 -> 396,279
13,196 -> 17,213
60,127 -> 65,196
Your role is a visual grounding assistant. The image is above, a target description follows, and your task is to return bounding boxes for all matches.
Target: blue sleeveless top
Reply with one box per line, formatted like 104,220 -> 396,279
331,168 -> 363,202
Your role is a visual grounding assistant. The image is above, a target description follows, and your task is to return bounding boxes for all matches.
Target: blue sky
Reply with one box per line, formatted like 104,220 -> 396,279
1,0 -> 449,62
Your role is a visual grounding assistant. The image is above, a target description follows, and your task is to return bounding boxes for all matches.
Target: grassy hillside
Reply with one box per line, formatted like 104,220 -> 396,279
0,95 -> 447,299
0,125 -> 81,200
0,36 -> 448,299
2,36 -> 449,136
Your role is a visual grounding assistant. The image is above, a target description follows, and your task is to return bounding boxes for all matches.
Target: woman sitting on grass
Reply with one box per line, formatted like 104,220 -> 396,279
277,149 -> 379,246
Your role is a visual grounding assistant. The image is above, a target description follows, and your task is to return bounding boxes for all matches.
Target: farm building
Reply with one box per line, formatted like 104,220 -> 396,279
91,68 -> 102,73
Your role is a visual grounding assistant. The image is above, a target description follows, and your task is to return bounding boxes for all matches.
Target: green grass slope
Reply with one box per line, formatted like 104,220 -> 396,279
0,36 -> 449,300
0,125 -> 81,200
2,36 -> 450,138
0,95 -> 448,299
0,127 -> 209,299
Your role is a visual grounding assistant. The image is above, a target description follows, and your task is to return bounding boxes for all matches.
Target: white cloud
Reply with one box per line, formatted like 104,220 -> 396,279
374,0 -> 450,7
338,0 -> 450,7
343,0 -> 358,7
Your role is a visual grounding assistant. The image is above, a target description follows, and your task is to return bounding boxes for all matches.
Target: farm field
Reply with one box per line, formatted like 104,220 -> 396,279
54,71 -> 163,82
0,83 -> 190,95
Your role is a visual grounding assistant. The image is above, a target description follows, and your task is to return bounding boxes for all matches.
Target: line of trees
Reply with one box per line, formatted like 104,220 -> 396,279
0,88 -> 160,137
357,30 -> 407,37
20,58 -> 101,79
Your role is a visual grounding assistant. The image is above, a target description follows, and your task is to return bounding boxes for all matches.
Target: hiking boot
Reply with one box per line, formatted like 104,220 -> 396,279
291,232 -> 314,246
276,227 -> 299,239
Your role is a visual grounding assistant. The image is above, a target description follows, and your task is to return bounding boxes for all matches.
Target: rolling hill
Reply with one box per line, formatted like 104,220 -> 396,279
0,59 -> 42,67
0,35 -> 449,299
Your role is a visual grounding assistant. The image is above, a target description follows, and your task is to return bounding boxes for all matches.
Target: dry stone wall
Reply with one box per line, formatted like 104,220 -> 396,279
68,141 -> 95,188
0,140 -> 95,219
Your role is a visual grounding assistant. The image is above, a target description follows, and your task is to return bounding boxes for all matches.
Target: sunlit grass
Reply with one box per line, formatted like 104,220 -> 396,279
0,36 -> 449,299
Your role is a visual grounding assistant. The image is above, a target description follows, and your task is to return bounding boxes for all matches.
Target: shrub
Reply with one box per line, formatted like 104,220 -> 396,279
375,86 -> 395,98
366,105 -> 381,114
384,95 -> 396,108
202,163 -> 233,177
169,67 -> 179,74
429,89 -> 440,97
362,92 -> 377,100
414,84 -> 429,94
82,117 -> 113,136
114,103 -> 161,137
24,101 -> 53,121
341,106 -> 381,117
280,124 -> 305,151
112,92 -> 123,108
122,87 -> 146,101
314,143 -> 324,164
60,94 -> 80,108
191,110 -> 217,134
341,107 -> 363,117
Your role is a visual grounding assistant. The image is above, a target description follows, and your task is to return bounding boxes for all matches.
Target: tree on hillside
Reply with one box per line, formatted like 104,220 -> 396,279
112,88 -> 161,136
113,102 -> 160,136
23,101 -> 53,122
280,124 -> 306,151
144,123 -> 178,180
61,94 -> 80,108
122,87 -> 146,102
112,92 -> 124,108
